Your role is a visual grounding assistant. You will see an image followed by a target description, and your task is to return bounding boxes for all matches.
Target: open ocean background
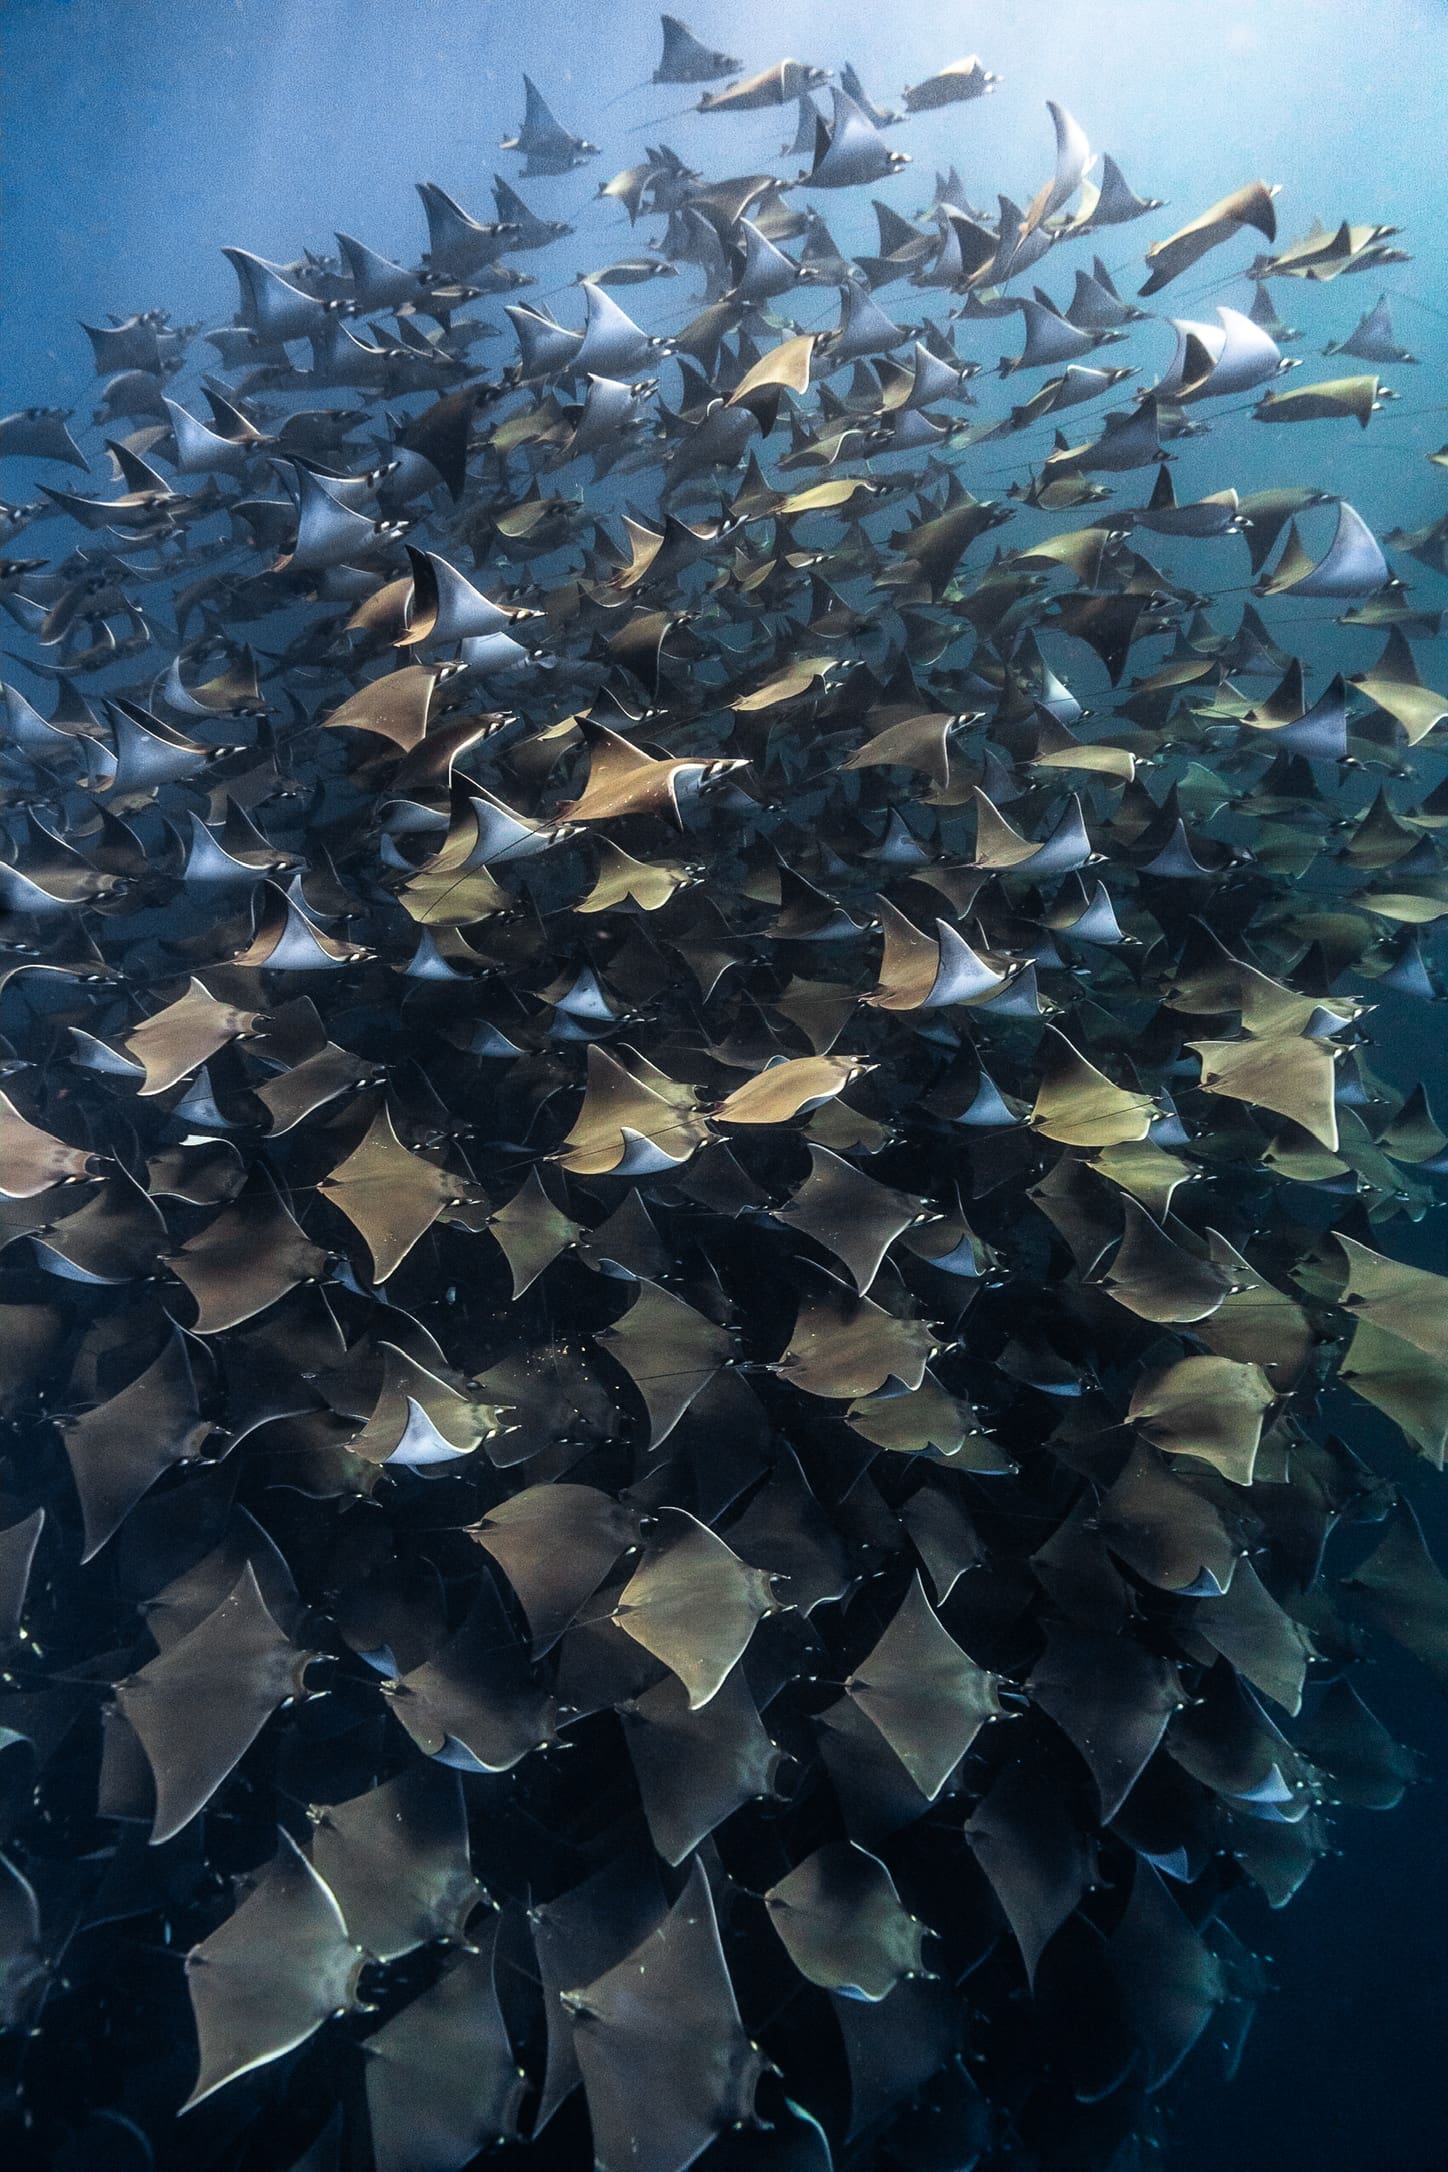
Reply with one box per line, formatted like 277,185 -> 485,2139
3,1 -> 1446,2164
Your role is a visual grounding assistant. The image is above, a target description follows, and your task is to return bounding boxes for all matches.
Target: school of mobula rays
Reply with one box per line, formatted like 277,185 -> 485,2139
2,15 -> 1448,2170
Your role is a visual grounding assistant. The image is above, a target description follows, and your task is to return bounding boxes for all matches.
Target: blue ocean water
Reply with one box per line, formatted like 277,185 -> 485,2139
3,2 -> 1447,2167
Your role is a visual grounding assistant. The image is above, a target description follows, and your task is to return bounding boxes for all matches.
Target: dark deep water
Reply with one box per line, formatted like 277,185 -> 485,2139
3,1 -> 1448,2168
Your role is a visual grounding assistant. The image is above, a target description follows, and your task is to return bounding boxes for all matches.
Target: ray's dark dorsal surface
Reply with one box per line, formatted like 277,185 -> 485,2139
0,8 -> 1446,2172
